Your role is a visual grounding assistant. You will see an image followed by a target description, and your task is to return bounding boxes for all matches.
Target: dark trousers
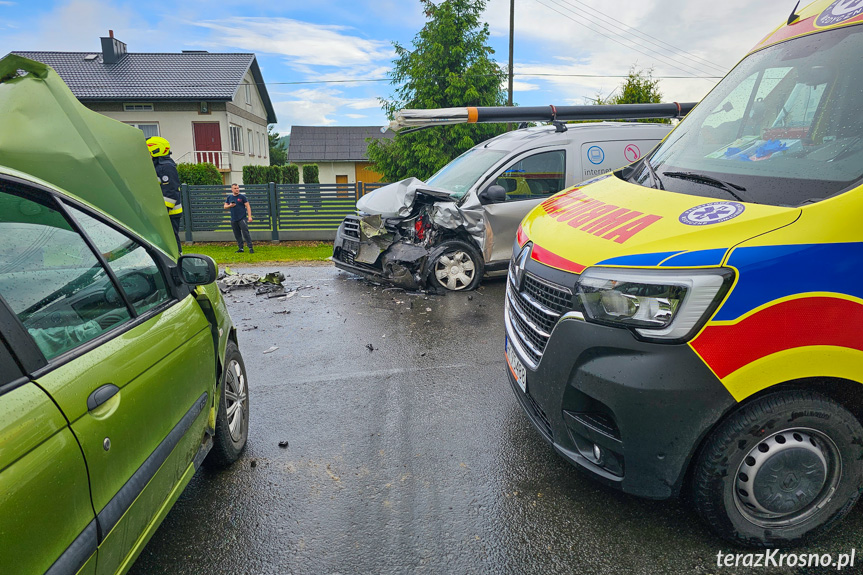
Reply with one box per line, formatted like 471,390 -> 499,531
170,215 -> 182,254
231,219 -> 253,249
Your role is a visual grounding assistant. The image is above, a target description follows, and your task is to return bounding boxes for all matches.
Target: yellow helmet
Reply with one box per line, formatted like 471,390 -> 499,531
146,136 -> 171,157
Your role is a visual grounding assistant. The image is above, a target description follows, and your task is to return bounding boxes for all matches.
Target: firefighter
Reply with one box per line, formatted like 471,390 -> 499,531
146,136 -> 183,254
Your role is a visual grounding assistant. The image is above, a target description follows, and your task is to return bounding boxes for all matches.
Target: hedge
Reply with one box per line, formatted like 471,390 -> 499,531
302,164 -> 320,184
243,164 -> 300,184
178,162 -> 222,185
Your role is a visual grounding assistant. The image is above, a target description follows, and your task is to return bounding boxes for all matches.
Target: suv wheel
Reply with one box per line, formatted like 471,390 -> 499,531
204,341 -> 249,469
691,391 -> 863,547
429,240 -> 483,291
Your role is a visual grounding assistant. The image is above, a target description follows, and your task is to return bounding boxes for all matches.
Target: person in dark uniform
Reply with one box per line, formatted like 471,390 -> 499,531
146,136 -> 183,254
224,183 -> 254,253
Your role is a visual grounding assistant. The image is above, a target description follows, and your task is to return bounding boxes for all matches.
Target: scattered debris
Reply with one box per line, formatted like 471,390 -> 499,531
274,310 -> 291,315
468,295 -> 473,301
263,346 -> 279,354
278,440 -> 289,448
366,343 -> 375,352
250,459 -> 257,468
241,325 -> 258,331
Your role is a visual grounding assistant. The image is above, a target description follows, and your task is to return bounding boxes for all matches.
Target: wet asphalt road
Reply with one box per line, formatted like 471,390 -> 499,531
130,265 -> 863,575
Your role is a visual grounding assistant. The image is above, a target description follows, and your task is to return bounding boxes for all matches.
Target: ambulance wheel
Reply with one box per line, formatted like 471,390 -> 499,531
691,391 -> 863,547
205,341 -> 249,469
429,240 -> 483,291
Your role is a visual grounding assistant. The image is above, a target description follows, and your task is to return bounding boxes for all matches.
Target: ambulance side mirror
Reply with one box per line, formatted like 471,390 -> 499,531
479,185 -> 507,205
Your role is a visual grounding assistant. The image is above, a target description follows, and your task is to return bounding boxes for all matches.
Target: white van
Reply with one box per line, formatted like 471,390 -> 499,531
333,121 -> 674,291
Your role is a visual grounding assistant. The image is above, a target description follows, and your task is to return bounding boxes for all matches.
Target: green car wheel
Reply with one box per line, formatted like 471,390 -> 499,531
205,341 -> 250,469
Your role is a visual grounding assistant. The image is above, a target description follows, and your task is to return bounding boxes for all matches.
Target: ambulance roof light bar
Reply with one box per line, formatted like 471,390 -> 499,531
385,102 -> 698,132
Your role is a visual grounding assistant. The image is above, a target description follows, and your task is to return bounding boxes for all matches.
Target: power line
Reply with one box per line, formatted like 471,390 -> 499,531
537,0 -> 722,77
62,71 -> 721,90
531,0 -> 724,78
556,0 -> 728,74
521,72 -> 721,79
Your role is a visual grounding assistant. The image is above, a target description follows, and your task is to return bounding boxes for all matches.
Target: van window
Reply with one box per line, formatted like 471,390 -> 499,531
644,25 -> 863,206
0,185 -> 131,360
495,150 -> 565,201
426,148 -> 508,199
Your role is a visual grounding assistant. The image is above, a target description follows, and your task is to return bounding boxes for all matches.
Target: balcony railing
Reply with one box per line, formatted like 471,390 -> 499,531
193,151 -> 231,170
175,151 -> 231,170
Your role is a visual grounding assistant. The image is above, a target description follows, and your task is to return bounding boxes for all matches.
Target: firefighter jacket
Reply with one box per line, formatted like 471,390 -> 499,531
153,155 -> 183,216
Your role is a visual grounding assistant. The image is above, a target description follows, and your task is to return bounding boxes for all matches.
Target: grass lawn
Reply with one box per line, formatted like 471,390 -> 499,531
184,241 -> 332,265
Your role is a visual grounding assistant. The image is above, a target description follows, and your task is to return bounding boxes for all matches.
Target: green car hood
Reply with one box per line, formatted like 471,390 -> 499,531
0,54 -> 178,257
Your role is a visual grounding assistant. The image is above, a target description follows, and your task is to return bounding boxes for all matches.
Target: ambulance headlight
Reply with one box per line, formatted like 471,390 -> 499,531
576,267 -> 734,341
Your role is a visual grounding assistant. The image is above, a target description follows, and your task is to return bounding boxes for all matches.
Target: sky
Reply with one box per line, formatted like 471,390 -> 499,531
0,0 -> 792,134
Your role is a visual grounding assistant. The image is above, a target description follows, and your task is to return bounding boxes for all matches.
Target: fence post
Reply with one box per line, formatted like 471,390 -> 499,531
356,182 -> 363,201
268,182 -> 279,243
181,183 -> 193,243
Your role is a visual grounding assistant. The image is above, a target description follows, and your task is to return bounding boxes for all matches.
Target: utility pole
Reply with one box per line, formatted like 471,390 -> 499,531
508,0 -> 515,130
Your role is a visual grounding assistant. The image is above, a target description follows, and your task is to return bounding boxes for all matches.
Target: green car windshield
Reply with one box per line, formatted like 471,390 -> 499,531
640,24 -> 863,206
426,148 -> 508,199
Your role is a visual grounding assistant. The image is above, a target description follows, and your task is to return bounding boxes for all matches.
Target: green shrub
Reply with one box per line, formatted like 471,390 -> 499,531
243,164 -> 302,185
178,162 -> 222,185
302,164 -> 319,184
282,164 -> 300,184
242,165 -> 265,184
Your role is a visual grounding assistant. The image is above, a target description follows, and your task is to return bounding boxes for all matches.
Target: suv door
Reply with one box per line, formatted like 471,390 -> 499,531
0,179 -> 215,574
481,150 -> 566,264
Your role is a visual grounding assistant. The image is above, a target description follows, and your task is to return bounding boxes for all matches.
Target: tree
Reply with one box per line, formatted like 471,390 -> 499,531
268,125 -> 288,165
368,0 -> 508,182
591,66 -> 670,124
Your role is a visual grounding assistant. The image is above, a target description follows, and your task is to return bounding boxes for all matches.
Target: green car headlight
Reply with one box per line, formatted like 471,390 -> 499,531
576,267 -> 734,341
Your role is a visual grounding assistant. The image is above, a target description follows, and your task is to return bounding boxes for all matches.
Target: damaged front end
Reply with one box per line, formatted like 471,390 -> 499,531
333,178 -> 485,290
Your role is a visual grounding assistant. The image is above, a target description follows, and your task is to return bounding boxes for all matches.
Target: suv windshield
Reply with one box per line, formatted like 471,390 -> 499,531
635,25 -> 863,206
426,148 -> 508,199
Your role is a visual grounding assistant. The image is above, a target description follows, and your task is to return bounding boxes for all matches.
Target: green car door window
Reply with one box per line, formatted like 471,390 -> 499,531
64,203 -> 170,316
0,337 -> 23,386
0,186 -> 131,360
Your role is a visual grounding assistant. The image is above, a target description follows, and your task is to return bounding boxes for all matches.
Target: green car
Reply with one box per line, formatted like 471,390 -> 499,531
0,56 -> 250,574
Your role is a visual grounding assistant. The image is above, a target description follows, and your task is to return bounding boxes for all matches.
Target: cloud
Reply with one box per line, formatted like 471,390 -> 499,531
511,80 -> 540,92
0,0 -> 173,54
0,1 -> 16,5
193,17 -> 394,68
482,0 -> 783,103
271,87 -> 387,132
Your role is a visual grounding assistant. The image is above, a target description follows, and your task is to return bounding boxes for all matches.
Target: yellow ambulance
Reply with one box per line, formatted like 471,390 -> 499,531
506,0 -> 863,546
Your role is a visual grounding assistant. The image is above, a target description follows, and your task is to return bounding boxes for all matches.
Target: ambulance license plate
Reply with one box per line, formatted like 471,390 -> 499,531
505,338 -> 527,393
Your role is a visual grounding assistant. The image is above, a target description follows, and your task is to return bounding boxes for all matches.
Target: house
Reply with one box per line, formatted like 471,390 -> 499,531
13,31 -> 277,184
287,126 -> 393,184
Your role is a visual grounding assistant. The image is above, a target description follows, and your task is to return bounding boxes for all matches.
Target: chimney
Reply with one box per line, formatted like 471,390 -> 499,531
100,30 -> 127,64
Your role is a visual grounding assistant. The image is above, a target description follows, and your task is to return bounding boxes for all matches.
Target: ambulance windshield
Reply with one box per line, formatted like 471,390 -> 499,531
639,24 -> 863,206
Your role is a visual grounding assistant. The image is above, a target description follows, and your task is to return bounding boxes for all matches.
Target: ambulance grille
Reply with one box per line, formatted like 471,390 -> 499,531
506,266 -> 572,367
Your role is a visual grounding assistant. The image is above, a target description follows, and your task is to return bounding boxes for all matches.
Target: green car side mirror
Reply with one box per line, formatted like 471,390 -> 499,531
177,255 -> 217,285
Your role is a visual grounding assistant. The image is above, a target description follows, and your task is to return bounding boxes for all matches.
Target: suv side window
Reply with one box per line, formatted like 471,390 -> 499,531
0,186 -> 131,360
65,203 -> 170,316
495,150 -> 566,201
